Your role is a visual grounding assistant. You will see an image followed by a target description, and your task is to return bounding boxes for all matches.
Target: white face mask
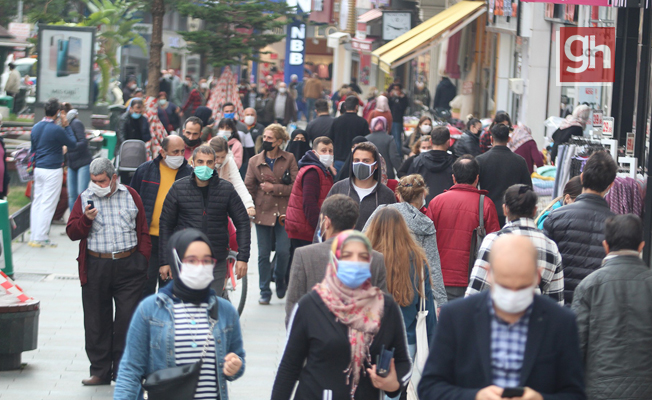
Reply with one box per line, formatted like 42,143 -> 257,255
218,130 -> 231,139
165,155 -> 184,170
178,263 -> 214,289
420,124 -> 432,134
244,115 -> 256,126
422,195 -> 427,209
279,87 -> 287,94
318,153 -> 334,168
491,281 -> 535,314
89,179 -> 113,198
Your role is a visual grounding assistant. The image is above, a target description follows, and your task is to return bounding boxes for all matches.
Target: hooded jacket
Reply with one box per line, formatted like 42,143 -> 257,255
452,131 -> 481,157
366,126 -> 402,180
407,150 -> 456,203
326,145 -> 396,231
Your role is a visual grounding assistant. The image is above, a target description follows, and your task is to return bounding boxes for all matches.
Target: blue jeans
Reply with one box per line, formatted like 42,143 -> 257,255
256,219 -> 290,297
296,99 -> 307,121
67,164 -> 90,212
391,122 -> 403,155
334,160 -> 346,175
305,98 -> 317,122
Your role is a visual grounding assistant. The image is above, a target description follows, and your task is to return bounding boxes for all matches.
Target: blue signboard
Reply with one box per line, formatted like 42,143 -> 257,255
284,19 -> 306,83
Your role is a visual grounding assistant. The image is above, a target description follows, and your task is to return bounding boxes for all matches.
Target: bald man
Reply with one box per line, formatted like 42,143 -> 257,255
418,235 -> 585,400
130,134 -> 193,297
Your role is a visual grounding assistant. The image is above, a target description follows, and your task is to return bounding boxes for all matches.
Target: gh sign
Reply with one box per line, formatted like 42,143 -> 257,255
556,27 -> 615,86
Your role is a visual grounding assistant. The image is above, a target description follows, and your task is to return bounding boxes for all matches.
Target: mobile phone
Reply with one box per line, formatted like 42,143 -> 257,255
67,36 -> 81,75
375,345 -> 394,378
502,387 -> 525,398
87,200 -> 95,210
56,39 -> 70,77
49,34 -> 63,71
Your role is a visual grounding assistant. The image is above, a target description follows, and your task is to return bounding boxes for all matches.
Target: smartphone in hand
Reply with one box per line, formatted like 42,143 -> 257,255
502,387 -> 525,398
87,200 -> 95,210
376,345 -> 395,378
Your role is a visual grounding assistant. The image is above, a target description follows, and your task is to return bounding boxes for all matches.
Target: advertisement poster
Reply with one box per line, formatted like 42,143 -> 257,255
37,25 -> 95,108
359,53 -> 371,85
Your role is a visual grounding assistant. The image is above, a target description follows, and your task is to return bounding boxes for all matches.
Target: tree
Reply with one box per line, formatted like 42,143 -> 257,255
145,0 -> 165,98
176,0 -> 295,71
0,0 -> 85,26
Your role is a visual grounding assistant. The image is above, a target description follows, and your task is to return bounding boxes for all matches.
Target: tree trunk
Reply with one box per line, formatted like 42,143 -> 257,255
146,0 -> 165,97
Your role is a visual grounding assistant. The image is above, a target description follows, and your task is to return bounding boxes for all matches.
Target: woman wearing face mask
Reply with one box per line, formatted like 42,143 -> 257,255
398,136 -> 432,179
156,92 -> 182,134
215,118 -> 243,169
535,176 -> 582,230
285,129 -> 311,163
408,116 -> 433,148
272,230 -> 412,400
114,229 -> 245,400
364,175 -> 447,309
366,116 -> 403,180
452,117 -> 483,157
209,136 -> 255,216
366,95 -> 393,133
244,124 -> 298,305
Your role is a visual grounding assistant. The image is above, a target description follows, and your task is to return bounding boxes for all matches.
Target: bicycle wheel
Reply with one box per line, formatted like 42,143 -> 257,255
223,254 -> 247,316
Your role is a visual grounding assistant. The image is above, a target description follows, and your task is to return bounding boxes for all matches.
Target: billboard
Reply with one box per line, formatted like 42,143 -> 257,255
36,25 -> 95,108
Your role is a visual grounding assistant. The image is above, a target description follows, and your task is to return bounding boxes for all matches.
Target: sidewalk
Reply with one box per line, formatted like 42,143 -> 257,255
0,224 -> 288,400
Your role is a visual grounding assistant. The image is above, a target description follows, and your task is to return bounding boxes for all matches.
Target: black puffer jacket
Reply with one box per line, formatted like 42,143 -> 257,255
572,254 -> 652,400
544,193 -> 614,304
407,150 -> 456,203
129,154 -> 192,227
159,171 -> 251,266
452,131 -> 481,157
67,118 -> 93,170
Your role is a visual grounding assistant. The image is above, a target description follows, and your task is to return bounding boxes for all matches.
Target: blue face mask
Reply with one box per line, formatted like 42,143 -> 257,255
223,112 -> 235,119
336,260 -> 372,289
131,112 -> 142,119
194,165 -> 214,181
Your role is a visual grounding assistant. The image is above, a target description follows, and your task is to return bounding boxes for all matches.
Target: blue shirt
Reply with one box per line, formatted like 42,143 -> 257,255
30,119 -> 77,169
489,298 -> 532,388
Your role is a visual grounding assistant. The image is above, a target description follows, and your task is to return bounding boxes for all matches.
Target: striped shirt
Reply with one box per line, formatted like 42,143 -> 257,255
83,184 -> 139,253
173,302 -> 219,400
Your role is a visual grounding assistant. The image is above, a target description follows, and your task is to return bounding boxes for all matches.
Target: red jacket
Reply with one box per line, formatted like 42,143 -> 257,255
426,184 -> 500,287
285,164 -> 333,241
66,185 -> 152,286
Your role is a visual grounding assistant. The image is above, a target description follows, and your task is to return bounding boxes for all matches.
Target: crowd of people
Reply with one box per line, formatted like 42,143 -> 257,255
24,88 -> 652,400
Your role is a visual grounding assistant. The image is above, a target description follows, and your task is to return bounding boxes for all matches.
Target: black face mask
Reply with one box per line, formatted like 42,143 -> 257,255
183,135 -> 202,148
262,141 -> 275,152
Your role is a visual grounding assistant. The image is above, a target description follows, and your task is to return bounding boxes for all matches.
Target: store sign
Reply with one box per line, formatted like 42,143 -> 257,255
592,110 -> 603,127
8,23 -> 31,42
284,21 -> 306,82
351,39 -> 373,52
360,53 -> 371,85
556,27 -> 615,86
626,132 -> 635,155
602,117 -> 614,138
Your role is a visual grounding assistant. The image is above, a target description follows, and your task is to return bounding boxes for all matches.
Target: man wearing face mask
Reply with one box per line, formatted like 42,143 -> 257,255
159,145 -> 251,298
130,135 -> 192,297
418,235 -> 586,400
181,116 -> 204,159
326,141 -> 396,231
222,102 -> 255,176
453,118 -> 483,157
66,158 -> 151,385
264,82 -> 297,126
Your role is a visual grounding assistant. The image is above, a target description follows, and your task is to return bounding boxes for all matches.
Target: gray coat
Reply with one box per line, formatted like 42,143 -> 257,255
572,253 -> 652,400
285,237 -> 388,326
366,131 -> 403,179
363,202 -> 447,307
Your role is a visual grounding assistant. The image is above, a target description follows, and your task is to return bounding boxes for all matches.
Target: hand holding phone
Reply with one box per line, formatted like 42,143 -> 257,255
87,200 -> 95,210
502,387 -> 525,398
376,345 -> 395,378
84,201 -> 98,221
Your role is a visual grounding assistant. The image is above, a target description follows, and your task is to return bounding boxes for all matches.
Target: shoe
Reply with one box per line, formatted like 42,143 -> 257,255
51,219 -> 66,225
258,295 -> 271,305
28,240 -> 57,248
81,376 -> 111,386
276,286 -> 287,299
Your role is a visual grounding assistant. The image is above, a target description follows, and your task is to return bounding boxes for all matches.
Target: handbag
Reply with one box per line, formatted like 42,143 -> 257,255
468,194 -> 486,277
406,272 -> 430,400
281,168 -> 292,185
142,319 -> 217,400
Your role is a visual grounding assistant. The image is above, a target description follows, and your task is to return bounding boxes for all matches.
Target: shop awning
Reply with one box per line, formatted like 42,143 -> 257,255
358,9 -> 383,23
372,1 -> 486,74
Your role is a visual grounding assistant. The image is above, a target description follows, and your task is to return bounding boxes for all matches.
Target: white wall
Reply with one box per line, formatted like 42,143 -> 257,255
495,33 -> 514,115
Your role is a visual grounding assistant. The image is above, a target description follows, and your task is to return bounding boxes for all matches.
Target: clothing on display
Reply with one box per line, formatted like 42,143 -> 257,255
605,176 -> 645,217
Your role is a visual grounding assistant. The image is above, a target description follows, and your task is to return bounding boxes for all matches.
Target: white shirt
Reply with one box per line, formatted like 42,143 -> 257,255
274,93 -> 287,119
352,181 -> 377,201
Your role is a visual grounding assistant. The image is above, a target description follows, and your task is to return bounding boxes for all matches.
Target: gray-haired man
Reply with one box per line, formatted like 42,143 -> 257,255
66,158 -> 151,386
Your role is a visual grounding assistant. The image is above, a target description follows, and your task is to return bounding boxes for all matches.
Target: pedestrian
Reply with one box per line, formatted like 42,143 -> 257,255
159,145 -> 251,297
291,74 -> 306,121
285,129 -> 311,164
215,118 -> 244,169
366,116 -> 403,180
388,84 -> 409,153
303,72 -> 323,122
479,112 -> 511,154
364,173 -> 448,308
29,98 -> 77,248
407,116 -> 433,149
550,105 -> 591,163
432,75 -> 456,112
426,155 -> 500,301
182,116 -> 204,159
334,136 -> 368,182
411,80 -> 431,113
194,106 -> 215,143
116,99 -> 151,155
122,76 -> 137,103
178,75 -> 197,107
4,63 -> 20,106
407,125 -> 455,203
272,230 -> 413,400
508,125 -> 544,174
255,85 -> 273,127
208,137 -> 256,216
242,107 -> 266,146
327,141 -> 396,230
159,70 -> 172,100
157,91 -> 182,134
66,157 -> 151,385
114,229 -> 245,400
244,124 -> 298,305
572,214 -> 652,400
366,95 -> 393,133
544,150 -> 616,304
466,184 -> 564,304
265,82 -> 297,126
418,235 -> 586,400
398,136 -> 431,179
331,96 -> 371,173
61,104 -> 92,212
535,176 -> 582,229
181,84 -> 203,120
349,77 -> 362,94
305,99 -> 335,143
331,84 -> 348,115
452,117 -> 482,157
130,135 -> 192,297
476,124 -> 532,227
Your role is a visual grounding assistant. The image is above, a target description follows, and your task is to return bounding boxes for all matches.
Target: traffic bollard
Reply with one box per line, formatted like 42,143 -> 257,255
0,200 -> 14,279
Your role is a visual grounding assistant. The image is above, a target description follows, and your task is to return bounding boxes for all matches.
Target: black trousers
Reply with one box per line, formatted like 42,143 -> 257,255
445,286 -> 466,302
142,236 -> 166,298
82,250 -> 148,381
286,238 -> 312,285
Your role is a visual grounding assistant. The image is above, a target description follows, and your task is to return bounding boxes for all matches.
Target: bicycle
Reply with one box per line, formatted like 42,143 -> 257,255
222,250 -> 247,315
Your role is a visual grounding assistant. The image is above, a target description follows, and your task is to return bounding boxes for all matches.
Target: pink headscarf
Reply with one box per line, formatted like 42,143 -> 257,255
375,95 -> 390,112
370,116 -> 388,133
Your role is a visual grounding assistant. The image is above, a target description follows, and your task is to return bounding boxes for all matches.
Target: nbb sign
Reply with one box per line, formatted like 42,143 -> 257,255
288,24 -> 306,66
556,27 -> 615,86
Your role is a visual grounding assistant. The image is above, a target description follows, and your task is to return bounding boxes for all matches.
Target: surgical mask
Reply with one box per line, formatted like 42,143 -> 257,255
200,83 -> 209,90
318,153 -> 334,168
352,161 -> 376,181
194,165 -> 214,181
218,130 -> 231,139
223,112 -> 235,119
491,282 -> 535,314
131,112 -> 142,119
262,141 -> 275,152
165,155 -> 184,170
422,195 -> 427,209
279,87 -> 287,94
336,260 -> 372,289
244,115 -> 256,126
183,135 -> 202,148
420,125 -> 432,134
129,83 -> 137,89
89,180 -> 112,198
158,99 -> 167,107
267,80 -> 274,85
175,250 -> 214,290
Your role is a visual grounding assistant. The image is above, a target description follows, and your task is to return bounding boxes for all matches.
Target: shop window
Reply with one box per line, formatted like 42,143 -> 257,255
544,4 -> 578,25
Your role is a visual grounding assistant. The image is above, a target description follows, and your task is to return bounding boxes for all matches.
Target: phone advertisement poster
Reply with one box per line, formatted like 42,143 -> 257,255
36,25 -> 95,108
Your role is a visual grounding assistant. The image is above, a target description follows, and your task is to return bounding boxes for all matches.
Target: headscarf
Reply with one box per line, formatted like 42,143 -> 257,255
168,229 -> 214,304
508,124 -> 535,152
285,129 -> 311,163
370,116 -> 387,133
194,106 -> 214,127
559,104 -> 591,130
375,95 -> 390,112
313,230 -> 384,399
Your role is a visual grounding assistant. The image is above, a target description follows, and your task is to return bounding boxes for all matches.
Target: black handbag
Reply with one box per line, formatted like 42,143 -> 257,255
468,194 -> 486,277
142,319 -> 217,400
281,168 -> 292,185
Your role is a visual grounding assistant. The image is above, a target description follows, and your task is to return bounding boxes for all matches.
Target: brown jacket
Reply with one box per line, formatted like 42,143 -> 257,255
244,149 -> 299,226
303,77 -> 323,100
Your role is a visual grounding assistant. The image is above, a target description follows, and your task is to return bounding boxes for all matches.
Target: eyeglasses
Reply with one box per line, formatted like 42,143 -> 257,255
182,257 -> 217,266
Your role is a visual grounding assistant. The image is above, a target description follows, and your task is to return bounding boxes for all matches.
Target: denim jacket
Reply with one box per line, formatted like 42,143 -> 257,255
114,284 -> 245,400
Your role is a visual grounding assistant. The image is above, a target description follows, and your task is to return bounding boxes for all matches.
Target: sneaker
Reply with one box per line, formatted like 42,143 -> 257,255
258,295 -> 271,305
28,240 -> 57,248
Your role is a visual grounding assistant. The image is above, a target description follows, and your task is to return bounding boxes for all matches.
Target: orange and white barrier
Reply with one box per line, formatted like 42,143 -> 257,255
0,271 -> 32,303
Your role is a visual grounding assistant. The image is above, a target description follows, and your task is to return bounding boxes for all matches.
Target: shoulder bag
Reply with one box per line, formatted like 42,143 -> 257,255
468,194 -> 486,277
406,270 -> 430,400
